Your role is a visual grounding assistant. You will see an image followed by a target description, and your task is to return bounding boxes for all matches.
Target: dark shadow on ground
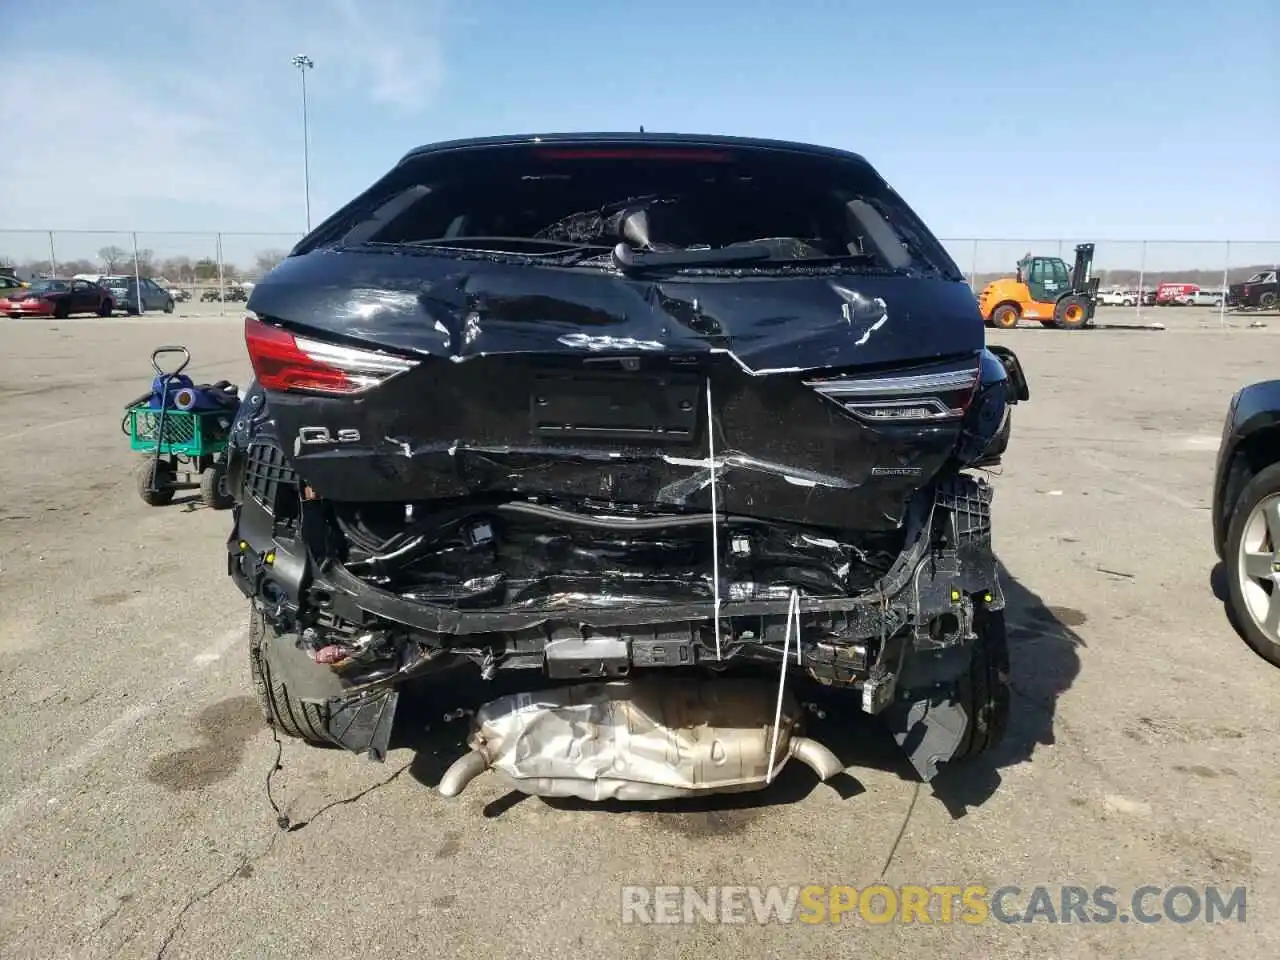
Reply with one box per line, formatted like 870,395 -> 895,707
924,568 -> 1084,817
742,566 -> 1086,819
992,322 -> 1165,333
373,566 -> 1082,820
1210,561 -> 1230,605
1211,559 -> 1254,649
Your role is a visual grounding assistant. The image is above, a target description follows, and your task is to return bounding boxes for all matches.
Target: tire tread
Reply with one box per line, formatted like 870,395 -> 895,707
248,606 -> 331,743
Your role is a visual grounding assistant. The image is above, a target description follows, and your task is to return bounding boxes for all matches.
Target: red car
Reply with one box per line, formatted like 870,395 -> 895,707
0,278 -> 115,318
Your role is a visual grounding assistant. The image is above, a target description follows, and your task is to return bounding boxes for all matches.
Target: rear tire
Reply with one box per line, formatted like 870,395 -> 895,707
53,300 -> 70,319
1223,462 -> 1280,668
136,459 -> 175,506
1052,294 -> 1090,330
990,304 -> 1020,329
949,606 -> 1011,762
248,606 -> 332,744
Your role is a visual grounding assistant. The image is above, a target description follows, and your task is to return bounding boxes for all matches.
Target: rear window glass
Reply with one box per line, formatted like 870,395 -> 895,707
314,144 -> 962,278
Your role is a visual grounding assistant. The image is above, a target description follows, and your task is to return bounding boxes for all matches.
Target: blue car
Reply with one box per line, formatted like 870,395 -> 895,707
101,276 -> 175,314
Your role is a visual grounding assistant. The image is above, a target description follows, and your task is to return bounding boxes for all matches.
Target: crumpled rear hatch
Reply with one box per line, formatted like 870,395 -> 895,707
242,137 -> 987,611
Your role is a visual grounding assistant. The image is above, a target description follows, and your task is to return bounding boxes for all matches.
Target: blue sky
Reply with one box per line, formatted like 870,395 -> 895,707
1,0 -> 1276,269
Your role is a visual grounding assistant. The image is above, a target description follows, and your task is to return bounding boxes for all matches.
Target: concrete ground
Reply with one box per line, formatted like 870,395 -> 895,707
0,304 -> 1276,959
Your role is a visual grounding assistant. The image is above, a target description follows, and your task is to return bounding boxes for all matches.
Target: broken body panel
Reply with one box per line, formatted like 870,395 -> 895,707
225,134 -> 1027,794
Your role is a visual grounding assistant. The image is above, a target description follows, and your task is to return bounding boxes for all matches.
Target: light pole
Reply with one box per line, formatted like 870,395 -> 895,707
291,54 -> 314,231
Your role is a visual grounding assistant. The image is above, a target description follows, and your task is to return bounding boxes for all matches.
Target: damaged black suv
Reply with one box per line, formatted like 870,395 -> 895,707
225,133 -> 1029,800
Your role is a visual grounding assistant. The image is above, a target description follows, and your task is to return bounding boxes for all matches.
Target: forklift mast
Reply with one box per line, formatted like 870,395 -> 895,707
1072,243 -> 1099,297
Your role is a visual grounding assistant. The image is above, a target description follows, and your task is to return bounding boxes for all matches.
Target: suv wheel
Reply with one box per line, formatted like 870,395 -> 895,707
1224,462 -> 1280,667
248,605 -> 335,744
1260,292 -> 1277,310
949,605 -> 1011,762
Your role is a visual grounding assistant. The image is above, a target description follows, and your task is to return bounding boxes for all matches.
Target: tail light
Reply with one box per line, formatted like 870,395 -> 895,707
803,359 -> 981,423
244,313 -> 418,395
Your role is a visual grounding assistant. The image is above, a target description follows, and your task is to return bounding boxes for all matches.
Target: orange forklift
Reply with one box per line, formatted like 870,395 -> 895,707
977,243 -> 1101,330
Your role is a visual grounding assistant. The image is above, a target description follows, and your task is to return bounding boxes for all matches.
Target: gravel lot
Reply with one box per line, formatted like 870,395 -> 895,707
0,305 -> 1277,958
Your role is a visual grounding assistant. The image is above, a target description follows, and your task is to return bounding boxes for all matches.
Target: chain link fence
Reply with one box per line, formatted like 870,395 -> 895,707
938,238 -> 1278,287
0,230 -> 305,308
932,239 -> 1280,325
2,231 -> 1277,316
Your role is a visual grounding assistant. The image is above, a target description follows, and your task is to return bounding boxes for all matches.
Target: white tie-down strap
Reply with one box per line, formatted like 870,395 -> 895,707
706,378 -> 723,661
766,589 -> 803,785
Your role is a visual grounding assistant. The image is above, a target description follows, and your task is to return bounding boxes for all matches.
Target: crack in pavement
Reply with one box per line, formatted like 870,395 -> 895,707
153,760 -> 412,959
283,760 -> 412,834
879,781 -> 921,878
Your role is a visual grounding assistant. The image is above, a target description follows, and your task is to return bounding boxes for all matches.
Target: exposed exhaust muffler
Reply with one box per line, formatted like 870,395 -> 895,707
437,678 -> 844,802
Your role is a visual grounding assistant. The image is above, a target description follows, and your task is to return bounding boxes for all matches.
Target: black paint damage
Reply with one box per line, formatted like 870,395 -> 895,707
250,255 -> 984,528
224,133 -> 1029,782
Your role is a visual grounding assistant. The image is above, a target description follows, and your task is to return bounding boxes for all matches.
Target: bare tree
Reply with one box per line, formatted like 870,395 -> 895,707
132,249 -> 156,278
98,245 -> 128,272
253,249 -> 287,277
61,259 -> 95,276
193,258 -> 220,281
161,256 -> 194,283
19,259 -> 53,277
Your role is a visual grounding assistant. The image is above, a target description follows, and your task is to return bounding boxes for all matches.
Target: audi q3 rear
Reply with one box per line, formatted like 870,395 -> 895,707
224,133 -> 1029,802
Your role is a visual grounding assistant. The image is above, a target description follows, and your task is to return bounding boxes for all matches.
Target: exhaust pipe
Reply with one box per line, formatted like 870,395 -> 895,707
788,736 -> 844,781
437,748 -> 490,798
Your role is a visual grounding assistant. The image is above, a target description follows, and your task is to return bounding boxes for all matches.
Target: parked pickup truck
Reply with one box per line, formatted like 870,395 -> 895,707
1227,271 -> 1278,310
1098,288 -> 1138,306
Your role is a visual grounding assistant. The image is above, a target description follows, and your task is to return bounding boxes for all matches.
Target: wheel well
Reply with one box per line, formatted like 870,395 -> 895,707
992,300 -> 1021,317
1219,426 -> 1280,546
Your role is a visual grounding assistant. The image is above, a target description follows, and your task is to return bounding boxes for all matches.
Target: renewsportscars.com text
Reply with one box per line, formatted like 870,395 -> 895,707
620,884 -> 1247,925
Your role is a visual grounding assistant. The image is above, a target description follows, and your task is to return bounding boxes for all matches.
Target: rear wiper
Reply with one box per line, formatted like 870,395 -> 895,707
612,243 -> 880,274
611,243 -> 774,273
391,236 -> 613,259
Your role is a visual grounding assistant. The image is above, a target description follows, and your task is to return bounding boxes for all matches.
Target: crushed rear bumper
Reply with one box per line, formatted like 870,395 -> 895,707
231,472 -> 1006,785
